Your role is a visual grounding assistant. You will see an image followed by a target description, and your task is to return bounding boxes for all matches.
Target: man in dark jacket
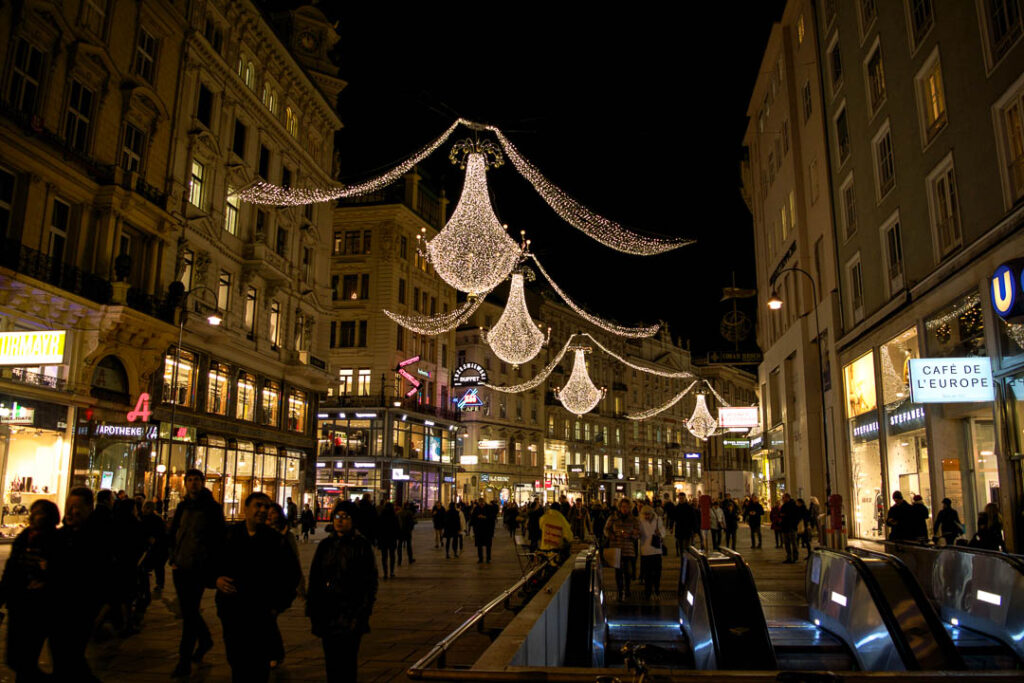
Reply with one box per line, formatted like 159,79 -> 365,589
780,493 -> 799,563
168,469 -> 225,677
746,494 -> 765,549
672,493 -> 694,556
885,490 -> 913,541
308,500 -> 378,682
527,501 -> 544,552
214,492 -> 301,683
471,499 -> 495,563
397,501 -> 416,565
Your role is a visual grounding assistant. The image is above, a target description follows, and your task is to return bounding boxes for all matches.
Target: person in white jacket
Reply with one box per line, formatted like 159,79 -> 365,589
638,505 -> 667,600
710,501 -> 725,550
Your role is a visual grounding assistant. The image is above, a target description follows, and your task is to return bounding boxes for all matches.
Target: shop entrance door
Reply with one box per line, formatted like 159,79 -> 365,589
961,419 -> 998,537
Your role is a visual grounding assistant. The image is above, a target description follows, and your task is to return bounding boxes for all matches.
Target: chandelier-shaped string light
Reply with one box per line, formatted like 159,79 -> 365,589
530,255 -> 658,338
580,333 -> 692,378
686,392 -> 720,441
555,347 -> 606,416
483,335 -> 577,393
235,121 -> 462,205
481,124 -> 692,255
422,149 -> 522,296
484,272 -> 549,365
626,380 -> 699,420
383,290 -> 491,336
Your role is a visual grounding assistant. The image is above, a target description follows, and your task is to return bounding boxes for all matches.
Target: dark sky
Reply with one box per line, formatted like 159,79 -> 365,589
324,3 -> 784,355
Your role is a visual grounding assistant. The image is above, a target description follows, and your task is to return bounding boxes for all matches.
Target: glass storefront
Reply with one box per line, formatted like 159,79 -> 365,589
844,351 -> 884,539
881,328 -> 930,508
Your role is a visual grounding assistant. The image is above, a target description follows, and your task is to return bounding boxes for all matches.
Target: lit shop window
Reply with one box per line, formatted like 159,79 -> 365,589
236,372 -> 256,421
287,389 -> 306,432
162,348 -> 196,407
262,380 -> 280,427
206,362 -> 230,415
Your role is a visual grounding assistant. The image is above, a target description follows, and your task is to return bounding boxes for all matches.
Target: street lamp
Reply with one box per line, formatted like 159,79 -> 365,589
766,267 -> 833,505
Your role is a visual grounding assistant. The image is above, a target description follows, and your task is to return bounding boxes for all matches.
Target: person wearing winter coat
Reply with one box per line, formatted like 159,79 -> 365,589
307,500 -> 378,682
769,503 -> 782,548
746,494 -> 765,549
300,504 -> 317,543
567,499 -> 593,541
638,505 -> 667,600
932,498 -> 963,546
503,501 -> 520,538
470,499 -> 495,563
671,493 -> 695,556
397,501 -> 417,565
709,501 -> 725,549
431,501 -> 445,548
527,501 -> 544,552
140,500 -> 168,595
375,502 -> 400,578
721,494 -> 739,550
443,501 -> 463,558
604,499 -> 641,601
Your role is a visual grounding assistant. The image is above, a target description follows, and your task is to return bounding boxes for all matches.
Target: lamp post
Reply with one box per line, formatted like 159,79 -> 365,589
766,266 -> 834,508
162,284 -> 222,514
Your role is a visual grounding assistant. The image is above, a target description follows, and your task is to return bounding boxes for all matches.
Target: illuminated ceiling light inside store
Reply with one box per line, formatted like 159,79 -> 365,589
485,272 -> 548,365
686,393 -> 719,441
422,150 -> 522,296
767,292 -> 783,310
554,348 -> 606,416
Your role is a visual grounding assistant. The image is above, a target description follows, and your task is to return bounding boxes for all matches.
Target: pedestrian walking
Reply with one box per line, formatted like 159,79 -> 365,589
885,491 -> 913,541
538,502 -> 574,563
110,497 -> 146,635
266,502 -> 305,669
214,492 -> 300,683
140,500 -> 168,595
604,499 -> 640,601
722,494 -> 739,550
672,493 -> 694,556
358,493 -> 378,547
769,502 -> 782,548
747,494 -> 764,549
971,502 -> 1006,551
286,496 -> 299,532
431,501 -> 445,548
780,493 -> 799,563
300,504 -> 317,543
807,496 -> 821,541
168,469 -> 225,677
0,499 -> 60,681
910,494 -> 930,542
638,505 -> 666,600
443,501 -> 462,558
397,501 -> 417,565
795,498 -> 812,558
308,501 -> 378,682
527,501 -> 544,553
503,501 -> 519,539
376,502 -> 400,578
932,498 -> 963,546
567,499 -> 593,541
471,499 -> 495,563
709,501 -> 724,550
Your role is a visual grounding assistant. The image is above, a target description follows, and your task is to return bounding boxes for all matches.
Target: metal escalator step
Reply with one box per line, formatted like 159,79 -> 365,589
757,590 -> 807,605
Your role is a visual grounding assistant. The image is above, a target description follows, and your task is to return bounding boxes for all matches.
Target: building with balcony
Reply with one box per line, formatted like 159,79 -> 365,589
0,0 -> 341,523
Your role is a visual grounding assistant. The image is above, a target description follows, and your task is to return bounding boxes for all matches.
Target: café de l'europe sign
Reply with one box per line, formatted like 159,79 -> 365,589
908,357 -> 994,404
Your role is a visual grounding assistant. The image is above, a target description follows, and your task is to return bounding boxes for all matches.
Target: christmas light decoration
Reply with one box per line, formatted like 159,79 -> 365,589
383,290 -> 491,336
484,335 -> 577,394
554,348 -> 606,416
703,380 -> 731,408
580,333 -> 692,378
235,121 -> 462,205
626,380 -> 699,420
686,392 -> 719,441
530,255 -> 658,338
483,124 -> 692,255
422,151 -> 522,295
484,272 -> 548,365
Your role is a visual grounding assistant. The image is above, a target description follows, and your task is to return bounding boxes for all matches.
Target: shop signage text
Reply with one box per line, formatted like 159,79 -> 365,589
443,475 -> 455,483
478,439 -> 503,449
852,412 -> 879,443
460,455 -> 479,465
455,388 -> 485,411
723,438 -> 749,449
569,465 -> 585,473
480,474 -> 510,483
351,462 -> 375,468
684,452 -> 701,459
0,330 -> 67,366
391,467 -> 410,481
749,435 -> 764,450
453,362 -> 488,387
0,401 -> 34,425
92,423 -> 159,440
908,357 -> 994,403
991,260 -> 1024,323
887,404 -> 925,436
718,406 -> 760,429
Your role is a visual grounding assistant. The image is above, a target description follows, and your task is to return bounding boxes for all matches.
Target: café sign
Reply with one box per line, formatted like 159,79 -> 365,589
908,357 -> 994,404
0,330 -> 67,366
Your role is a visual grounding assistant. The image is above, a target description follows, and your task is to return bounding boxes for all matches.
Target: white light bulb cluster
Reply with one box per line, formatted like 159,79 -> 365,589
423,152 -> 522,296
483,125 -> 692,255
686,392 -> 719,441
579,333 -> 693,378
484,272 -> 548,365
530,255 -> 659,338
483,335 -> 577,394
554,348 -> 606,416
235,121 -> 462,205
626,380 -> 699,420
383,290 -> 491,336
703,380 -> 731,408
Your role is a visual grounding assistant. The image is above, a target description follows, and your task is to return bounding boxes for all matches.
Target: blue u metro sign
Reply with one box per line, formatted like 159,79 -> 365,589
991,259 -> 1024,323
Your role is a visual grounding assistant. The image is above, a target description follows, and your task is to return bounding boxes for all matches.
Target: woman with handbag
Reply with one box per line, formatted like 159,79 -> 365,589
604,499 -> 640,601
638,505 -> 667,600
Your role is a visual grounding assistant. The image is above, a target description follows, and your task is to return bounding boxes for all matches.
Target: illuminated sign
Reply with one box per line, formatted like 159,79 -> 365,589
392,467 -> 410,481
851,412 -> 879,443
351,462 -> 375,468
416,368 -> 431,378
718,406 -> 760,429
478,439 -> 504,449
569,465 -> 585,473
487,475 -> 510,483
354,412 -> 377,419
126,393 -> 152,422
455,388 -> 485,411
396,356 -> 422,397
749,435 -> 764,450
460,455 -> 479,465
887,404 -> 925,436
158,424 -> 196,442
0,330 -> 67,366
94,423 -> 159,439
0,401 -> 34,425
723,438 -> 749,449
453,362 -> 488,387
908,357 -> 994,403
684,452 -> 701,459
398,356 -> 420,368
991,260 -> 1024,323
443,475 -> 455,483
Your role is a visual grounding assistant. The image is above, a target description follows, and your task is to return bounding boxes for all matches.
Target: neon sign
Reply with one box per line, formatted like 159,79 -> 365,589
991,260 -> 1024,323
127,393 -> 152,422
455,388 -> 485,411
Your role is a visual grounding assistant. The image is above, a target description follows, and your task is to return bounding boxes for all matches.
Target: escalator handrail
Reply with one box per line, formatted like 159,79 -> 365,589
684,545 -> 724,666
847,546 -> 965,670
815,547 -> 921,670
717,546 -> 777,665
886,539 -> 1024,575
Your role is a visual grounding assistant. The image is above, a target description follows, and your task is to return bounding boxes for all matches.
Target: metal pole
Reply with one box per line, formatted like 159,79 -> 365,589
163,304 -> 186,517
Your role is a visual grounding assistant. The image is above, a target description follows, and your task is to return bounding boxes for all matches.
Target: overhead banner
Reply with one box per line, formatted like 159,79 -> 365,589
0,330 -> 67,366
718,406 -> 759,429
908,357 -> 994,403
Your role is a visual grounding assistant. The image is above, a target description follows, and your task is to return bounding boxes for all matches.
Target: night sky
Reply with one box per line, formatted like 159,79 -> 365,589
321,3 -> 785,356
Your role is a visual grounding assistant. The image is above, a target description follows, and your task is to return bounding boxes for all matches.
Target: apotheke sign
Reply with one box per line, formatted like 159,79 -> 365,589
908,357 -> 994,404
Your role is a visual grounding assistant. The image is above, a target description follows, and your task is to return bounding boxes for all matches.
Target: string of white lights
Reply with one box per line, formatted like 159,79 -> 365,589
424,152 -> 523,295
530,255 -> 659,338
703,380 -> 732,408
482,335 -> 577,393
235,121 -> 462,205
580,333 -> 693,378
481,124 -> 692,255
626,380 -> 699,420
383,290 -> 490,336
484,272 -> 548,365
555,348 -> 606,416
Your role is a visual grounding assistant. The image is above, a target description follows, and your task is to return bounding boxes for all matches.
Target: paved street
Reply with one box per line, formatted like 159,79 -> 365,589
0,523 -> 809,682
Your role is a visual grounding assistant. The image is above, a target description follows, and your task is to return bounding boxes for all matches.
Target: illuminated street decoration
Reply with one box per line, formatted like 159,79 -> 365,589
626,380 -> 698,420
686,392 -> 719,441
530,255 -> 658,337
485,272 -> 548,365
580,333 -> 692,378
422,150 -> 522,295
384,289 -> 490,335
554,348 -> 605,416
483,335 -> 578,394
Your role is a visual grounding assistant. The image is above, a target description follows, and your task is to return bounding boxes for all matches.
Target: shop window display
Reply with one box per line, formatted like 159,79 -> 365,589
0,404 -> 69,536
236,372 -> 256,421
206,363 -> 230,415
881,328 -> 930,510
287,389 -> 306,432
924,291 -> 986,357
845,351 -> 884,539
261,380 -> 280,426
162,348 -> 197,407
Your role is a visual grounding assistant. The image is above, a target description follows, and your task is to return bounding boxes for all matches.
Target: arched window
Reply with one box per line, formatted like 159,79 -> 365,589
91,355 -> 130,401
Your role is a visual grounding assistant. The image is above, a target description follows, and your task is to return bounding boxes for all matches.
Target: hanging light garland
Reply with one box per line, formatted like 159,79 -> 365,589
235,121 -> 462,205
484,272 -> 549,365
530,255 -> 658,338
421,149 -> 522,296
626,380 -> 699,420
481,124 -> 692,255
383,290 -> 491,336
579,333 -> 692,378
686,392 -> 719,441
483,335 -> 577,393
555,347 -> 606,416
